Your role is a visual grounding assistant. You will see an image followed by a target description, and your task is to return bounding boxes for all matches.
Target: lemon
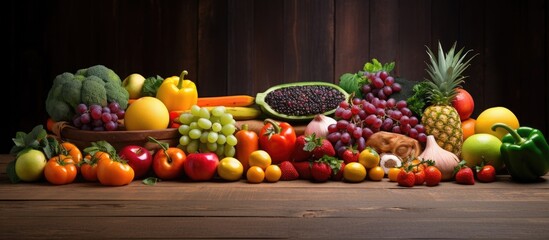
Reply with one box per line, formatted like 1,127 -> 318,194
248,150 -> 271,170
358,147 -> 380,169
124,97 -> 169,130
343,162 -> 366,183
475,106 -> 519,140
217,157 -> 244,181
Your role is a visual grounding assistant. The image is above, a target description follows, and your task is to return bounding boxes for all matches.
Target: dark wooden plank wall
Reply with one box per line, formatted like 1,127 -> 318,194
5,0 -> 548,154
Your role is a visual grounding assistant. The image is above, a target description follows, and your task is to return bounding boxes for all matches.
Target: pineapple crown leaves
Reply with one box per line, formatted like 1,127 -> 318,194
424,42 -> 478,105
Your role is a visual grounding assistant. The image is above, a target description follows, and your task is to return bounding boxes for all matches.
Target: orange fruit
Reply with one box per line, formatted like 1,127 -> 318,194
264,165 -> 281,183
387,167 -> 401,182
246,166 -> 265,183
461,118 -> 476,140
368,166 -> 385,181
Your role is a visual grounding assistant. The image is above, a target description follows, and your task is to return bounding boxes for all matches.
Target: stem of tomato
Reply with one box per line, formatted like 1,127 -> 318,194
147,136 -> 172,163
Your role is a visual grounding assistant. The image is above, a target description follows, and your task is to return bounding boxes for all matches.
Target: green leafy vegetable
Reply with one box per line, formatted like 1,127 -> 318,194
141,75 -> 164,97
339,73 -> 366,98
406,81 -> 430,118
363,58 -> 395,73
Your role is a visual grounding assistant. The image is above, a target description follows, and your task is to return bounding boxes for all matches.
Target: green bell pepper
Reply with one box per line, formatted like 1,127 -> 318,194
491,123 -> 549,182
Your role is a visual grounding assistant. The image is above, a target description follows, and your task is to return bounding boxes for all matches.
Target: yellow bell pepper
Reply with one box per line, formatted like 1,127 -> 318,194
156,70 -> 198,112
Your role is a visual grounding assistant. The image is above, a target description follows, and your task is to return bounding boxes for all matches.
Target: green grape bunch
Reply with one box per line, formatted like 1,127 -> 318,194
177,105 -> 237,158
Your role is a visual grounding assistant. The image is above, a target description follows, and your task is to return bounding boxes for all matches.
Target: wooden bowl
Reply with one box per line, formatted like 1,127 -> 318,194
52,121 -> 180,152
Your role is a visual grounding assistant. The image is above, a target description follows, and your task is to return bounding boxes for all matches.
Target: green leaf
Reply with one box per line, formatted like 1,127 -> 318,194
372,59 -> 383,72
6,159 -> 20,183
141,75 -> 164,97
338,73 -> 364,98
142,177 -> 161,186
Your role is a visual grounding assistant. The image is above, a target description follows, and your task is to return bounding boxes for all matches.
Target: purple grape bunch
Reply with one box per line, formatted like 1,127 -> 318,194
328,97 -> 427,156
72,102 -> 125,131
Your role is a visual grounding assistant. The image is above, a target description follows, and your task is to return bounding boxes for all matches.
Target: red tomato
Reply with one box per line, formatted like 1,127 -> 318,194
152,147 -> 187,180
452,88 -> 475,121
44,155 -> 77,185
96,152 -> 135,186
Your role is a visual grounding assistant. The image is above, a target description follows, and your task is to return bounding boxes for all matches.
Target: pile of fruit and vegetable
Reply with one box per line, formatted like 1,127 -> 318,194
8,42 -> 549,187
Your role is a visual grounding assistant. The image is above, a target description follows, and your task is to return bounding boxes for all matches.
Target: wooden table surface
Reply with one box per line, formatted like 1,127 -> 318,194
1,154 -> 548,239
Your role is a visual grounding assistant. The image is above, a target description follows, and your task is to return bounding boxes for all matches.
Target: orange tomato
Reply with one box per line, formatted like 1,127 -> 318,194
80,152 -> 108,182
61,142 -> 83,167
96,153 -> 134,186
387,167 -> 401,182
44,155 -> 77,185
461,118 -> 476,141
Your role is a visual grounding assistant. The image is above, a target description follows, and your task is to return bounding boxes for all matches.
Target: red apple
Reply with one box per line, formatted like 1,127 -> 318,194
183,153 -> 219,181
119,145 -> 152,179
452,88 -> 475,121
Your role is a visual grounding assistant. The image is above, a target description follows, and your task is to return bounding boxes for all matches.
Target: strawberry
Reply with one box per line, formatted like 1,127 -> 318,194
476,164 -> 496,183
311,138 -> 336,159
424,165 -> 442,186
292,135 -> 313,162
292,161 -> 312,180
331,162 -> 346,181
341,146 -> 359,164
454,160 -> 475,185
397,168 -> 415,187
279,161 -> 299,181
311,161 -> 332,182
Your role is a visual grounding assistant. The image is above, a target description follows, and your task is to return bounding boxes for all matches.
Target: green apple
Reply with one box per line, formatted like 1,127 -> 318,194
122,73 -> 146,99
15,149 -> 47,182
461,133 -> 503,170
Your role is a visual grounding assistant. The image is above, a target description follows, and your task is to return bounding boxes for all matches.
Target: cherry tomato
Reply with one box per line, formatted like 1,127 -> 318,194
152,147 -> 187,180
44,155 -> 77,185
96,152 -> 135,186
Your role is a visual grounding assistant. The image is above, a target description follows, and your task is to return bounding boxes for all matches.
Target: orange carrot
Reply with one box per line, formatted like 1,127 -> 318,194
197,95 -> 255,107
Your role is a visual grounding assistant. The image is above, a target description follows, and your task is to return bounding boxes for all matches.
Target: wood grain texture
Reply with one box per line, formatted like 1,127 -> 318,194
1,155 -> 549,239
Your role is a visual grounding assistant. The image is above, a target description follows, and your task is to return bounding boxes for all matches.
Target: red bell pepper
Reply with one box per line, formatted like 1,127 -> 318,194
259,119 -> 296,164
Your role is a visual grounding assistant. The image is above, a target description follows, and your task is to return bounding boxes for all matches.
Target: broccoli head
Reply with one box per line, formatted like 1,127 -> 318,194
45,65 -> 129,122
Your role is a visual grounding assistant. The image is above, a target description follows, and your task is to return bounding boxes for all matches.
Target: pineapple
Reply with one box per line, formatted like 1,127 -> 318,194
422,42 -> 476,157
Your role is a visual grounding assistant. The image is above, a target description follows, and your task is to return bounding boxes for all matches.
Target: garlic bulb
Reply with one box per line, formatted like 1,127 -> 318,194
304,114 -> 337,138
418,135 -> 460,181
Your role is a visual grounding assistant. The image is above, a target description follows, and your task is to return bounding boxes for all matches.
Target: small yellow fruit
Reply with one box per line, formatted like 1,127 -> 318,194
387,167 -> 401,182
248,150 -> 271,170
246,166 -> 265,183
265,165 -> 281,183
368,166 -> 385,181
217,157 -> 243,181
124,96 -> 169,131
343,162 -> 367,183
358,147 -> 380,169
